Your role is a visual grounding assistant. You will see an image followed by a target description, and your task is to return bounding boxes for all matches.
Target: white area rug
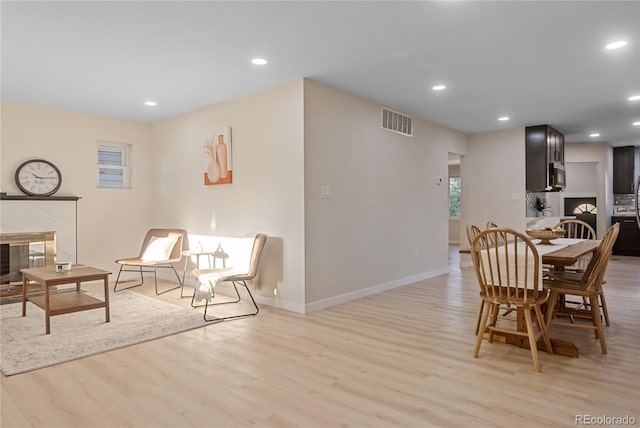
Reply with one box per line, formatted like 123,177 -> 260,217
0,290 -> 208,376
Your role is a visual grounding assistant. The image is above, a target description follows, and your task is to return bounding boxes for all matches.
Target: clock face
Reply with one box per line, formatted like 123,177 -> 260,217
15,159 -> 62,196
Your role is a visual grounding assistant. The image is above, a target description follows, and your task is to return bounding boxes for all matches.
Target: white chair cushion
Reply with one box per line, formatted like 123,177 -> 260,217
140,235 -> 179,262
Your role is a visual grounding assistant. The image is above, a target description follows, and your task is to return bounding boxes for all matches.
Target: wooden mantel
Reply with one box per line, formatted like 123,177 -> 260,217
1,193 -> 81,201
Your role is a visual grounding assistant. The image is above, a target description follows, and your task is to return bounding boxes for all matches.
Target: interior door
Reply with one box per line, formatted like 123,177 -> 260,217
564,197 -> 597,234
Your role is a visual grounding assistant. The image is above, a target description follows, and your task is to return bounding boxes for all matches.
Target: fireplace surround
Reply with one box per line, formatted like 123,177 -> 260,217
0,194 -> 80,299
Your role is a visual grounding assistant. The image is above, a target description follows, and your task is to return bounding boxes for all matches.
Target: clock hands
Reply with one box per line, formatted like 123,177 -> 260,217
29,172 -> 56,180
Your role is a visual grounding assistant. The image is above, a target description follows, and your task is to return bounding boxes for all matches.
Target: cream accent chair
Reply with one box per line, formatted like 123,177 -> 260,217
191,233 -> 267,322
113,228 -> 186,295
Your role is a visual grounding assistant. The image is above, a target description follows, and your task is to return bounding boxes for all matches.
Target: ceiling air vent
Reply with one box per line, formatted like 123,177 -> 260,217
382,108 -> 413,137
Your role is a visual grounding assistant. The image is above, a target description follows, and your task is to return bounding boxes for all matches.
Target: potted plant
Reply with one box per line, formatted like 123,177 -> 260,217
534,196 -> 549,216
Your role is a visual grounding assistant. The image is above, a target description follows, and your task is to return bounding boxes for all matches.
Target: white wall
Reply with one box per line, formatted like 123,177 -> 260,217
303,79 -> 468,310
564,142 -> 613,238
0,102 -> 153,272
149,80 -> 306,312
462,128 -> 527,235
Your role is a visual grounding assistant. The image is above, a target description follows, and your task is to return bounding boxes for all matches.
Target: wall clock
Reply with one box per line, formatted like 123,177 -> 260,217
15,159 -> 62,196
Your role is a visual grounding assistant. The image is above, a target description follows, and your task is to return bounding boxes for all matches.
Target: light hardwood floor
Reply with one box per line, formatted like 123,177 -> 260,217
2,255 -> 639,427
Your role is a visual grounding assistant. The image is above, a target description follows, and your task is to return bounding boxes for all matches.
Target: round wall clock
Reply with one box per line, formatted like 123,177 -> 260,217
15,159 -> 62,196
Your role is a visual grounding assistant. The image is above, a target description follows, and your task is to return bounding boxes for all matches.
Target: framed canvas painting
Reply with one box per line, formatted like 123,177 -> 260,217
203,126 -> 232,185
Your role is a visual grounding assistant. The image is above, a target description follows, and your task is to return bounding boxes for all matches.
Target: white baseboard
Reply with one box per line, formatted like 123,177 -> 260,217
304,266 -> 450,313
155,264 -> 452,315
253,294 -> 306,314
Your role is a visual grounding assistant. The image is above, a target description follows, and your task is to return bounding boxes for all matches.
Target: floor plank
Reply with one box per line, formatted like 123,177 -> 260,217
2,254 -> 639,427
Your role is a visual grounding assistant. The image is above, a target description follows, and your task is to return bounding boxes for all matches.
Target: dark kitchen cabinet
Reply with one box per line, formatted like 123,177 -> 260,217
613,146 -> 638,194
526,125 -> 564,191
611,216 -> 640,256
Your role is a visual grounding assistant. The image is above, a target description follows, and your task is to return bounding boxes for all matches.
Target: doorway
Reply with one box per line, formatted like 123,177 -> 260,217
448,153 -> 462,266
564,197 -> 597,234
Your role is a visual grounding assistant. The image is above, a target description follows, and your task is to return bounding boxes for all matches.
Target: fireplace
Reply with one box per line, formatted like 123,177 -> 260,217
1,194 -> 79,300
0,231 -> 56,297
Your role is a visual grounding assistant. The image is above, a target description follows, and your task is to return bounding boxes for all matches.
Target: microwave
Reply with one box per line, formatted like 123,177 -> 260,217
548,163 -> 566,191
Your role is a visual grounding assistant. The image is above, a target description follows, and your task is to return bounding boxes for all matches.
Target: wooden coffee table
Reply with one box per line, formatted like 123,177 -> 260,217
20,265 -> 111,334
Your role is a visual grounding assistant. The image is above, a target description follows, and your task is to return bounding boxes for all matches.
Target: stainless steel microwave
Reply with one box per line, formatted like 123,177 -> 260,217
548,163 -> 566,191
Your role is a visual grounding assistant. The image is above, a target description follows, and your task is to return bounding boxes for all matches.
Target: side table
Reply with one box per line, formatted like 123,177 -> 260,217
181,250 -> 216,285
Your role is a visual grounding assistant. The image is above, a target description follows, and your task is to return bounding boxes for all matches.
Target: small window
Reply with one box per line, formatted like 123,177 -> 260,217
449,176 -> 461,218
573,203 -> 597,215
97,141 -> 131,188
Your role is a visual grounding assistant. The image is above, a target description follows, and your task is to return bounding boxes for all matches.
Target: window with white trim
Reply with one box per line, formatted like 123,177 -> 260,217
449,176 -> 461,218
97,141 -> 132,188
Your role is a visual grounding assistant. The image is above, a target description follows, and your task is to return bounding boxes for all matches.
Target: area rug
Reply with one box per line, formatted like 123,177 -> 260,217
0,290 -> 208,376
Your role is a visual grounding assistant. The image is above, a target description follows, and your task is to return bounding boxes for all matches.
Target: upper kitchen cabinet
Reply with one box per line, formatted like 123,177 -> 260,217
526,125 -> 565,192
613,146 -> 639,194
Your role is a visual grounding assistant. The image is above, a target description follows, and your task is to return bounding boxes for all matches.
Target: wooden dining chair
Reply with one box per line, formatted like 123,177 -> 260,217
551,218 -> 609,323
470,227 -> 553,372
554,219 -> 596,240
543,223 -> 619,354
486,221 -> 499,229
466,224 -> 485,335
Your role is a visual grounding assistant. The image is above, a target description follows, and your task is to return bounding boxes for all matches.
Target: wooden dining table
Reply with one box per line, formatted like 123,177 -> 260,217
461,237 -> 601,357
459,237 -> 600,269
538,238 -> 600,270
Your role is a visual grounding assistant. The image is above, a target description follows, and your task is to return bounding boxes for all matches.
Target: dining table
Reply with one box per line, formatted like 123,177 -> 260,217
461,236 -> 601,357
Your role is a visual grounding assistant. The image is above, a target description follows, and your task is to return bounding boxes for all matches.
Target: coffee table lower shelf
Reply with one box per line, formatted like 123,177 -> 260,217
28,291 -> 107,316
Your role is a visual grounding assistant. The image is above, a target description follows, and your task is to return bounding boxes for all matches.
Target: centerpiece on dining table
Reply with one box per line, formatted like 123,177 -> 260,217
526,227 -> 565,245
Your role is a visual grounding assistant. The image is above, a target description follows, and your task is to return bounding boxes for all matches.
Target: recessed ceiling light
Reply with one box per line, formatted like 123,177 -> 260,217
633,121 -> 640,126
251,58 -> 268,65
589,133 -> 600,138
605,40 -> 627,50
498,116 -> 510,121
144,101 -> 157,106
629,95 -> 640,101
432,85 -> 446,91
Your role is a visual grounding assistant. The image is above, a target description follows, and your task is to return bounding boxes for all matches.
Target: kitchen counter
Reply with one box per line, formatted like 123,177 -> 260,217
526,216 -> 576,230
611,216 -> 640,257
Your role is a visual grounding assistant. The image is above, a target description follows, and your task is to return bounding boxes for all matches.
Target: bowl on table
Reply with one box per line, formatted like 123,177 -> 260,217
526,228 -> 565,245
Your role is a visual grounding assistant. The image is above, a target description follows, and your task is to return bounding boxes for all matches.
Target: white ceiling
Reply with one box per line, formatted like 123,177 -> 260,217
2,1 -> 639,147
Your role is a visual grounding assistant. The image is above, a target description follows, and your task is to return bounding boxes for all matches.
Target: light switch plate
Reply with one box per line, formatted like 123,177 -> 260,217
321,185 -> 331,199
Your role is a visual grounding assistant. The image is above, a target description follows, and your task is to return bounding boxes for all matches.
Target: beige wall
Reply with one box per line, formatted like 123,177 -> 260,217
149,80 -> 306,311
1,102 -> 153,272
462,128 -> 527,235
303,79 -> 467,310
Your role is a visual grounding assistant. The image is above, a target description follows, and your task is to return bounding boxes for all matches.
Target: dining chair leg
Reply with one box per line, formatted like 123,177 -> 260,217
590,295 -> 607,354
544,290 -> 559,329
474,300 -> 484,335
599,290 -> 610,326
534,304 -> 553,355
524,307 -> 541,372
473,300 -> 491,358
488,303 -> 500,343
